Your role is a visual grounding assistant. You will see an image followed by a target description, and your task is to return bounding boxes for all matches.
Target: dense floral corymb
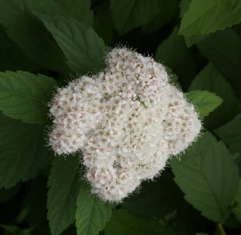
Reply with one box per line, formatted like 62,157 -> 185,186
48,48 -> 201,202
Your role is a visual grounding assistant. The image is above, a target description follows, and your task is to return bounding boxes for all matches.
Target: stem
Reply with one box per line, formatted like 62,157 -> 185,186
216,223 -> 227,235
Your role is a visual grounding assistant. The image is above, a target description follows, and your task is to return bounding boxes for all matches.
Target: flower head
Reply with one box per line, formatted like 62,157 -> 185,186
48,47 -> 201,202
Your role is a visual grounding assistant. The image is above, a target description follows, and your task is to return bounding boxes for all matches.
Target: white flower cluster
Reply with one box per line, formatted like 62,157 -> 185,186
49,47 -> 201,202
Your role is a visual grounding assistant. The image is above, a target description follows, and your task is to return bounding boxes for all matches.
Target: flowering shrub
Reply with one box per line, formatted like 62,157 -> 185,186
0,1 -> 241,235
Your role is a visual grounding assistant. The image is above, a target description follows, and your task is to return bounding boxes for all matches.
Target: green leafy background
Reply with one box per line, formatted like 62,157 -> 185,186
0,0 -> 240,235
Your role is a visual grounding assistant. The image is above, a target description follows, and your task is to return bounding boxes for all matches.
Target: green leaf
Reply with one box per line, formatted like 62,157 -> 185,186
0,71 -> 57,125
196,233 -> 210,235
179,0 -> 191,18
35,13 -> 107,75
122,168 -> 183,218
56,0 -> 93,25
47,155 -> 81,235
186,90 -> 223,119
0,113 -> 53,188
179,0 -> 241,35
233,179 -> 241,222
189,63 -> 239,129
197,29 -> 241,85
0,0 -> 71,75
110,0 -> 161,35
179,0 -> 210,47
215,114 -> 241,154
105,209 -> 173,235
155,27 -> 196,86
75,183 -> 113,235
170,132 -> 239,222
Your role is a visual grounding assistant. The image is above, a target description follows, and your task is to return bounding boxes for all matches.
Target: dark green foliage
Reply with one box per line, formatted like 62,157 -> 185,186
0,0 -> 241,234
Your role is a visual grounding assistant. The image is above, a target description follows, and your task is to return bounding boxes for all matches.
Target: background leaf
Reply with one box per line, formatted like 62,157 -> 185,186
0,26 -> 40,72
0,113 -> 53,189
179,0 -> 241,35
35,13 -> 107,75
155,27 -> 196,88
105,209 -> 173,235
170,132 -> 239,222
233,179 -> 241,222
0,71 -> 57,125
197,29 -> 241,87
0,0 -> 71,74
56,0 -> 93,25
110,0 -> 161,35
122,168 -> 183,218
186,90 -> 223,119
47,155 -> 81,235
215,114 -> 241,154
75,183 -> 113,235
189,63 -> 239,129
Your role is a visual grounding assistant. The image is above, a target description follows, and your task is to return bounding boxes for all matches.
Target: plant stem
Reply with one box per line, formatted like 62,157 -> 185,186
216,223 -> 227,235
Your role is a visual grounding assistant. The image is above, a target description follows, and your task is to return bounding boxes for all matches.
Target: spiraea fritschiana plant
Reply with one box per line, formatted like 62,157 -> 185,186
48,48 -> 201,202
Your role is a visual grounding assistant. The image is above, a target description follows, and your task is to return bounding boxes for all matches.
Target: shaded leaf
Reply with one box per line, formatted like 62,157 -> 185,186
215,114 -> 241,154
35,13 -> 106,75
233,179 -> 241,222
0,113 -> 53,188
122,168 -> 183,218
0,0 -> 71,74
105,209 -> 173,235
179,0 -> 241,35
56,0 -> 93,25
23,177 -> 48,226
170,132 -> 239,222
142,0 -> 178,34
189,63 -> 239,129
47,155 -> 81,235
0,184 -> 21,204
0,71 -> 57,125
75,183 -> 113,235
155,27 -> 196,86
0,26 -> 40,72
110,0 -> 161,35
186,90 -> 223,119
197,29 -> 241,85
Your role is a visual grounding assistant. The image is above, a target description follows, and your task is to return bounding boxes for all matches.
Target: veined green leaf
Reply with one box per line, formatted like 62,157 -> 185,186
34,13 -> 107,75
170,132 -> 239,222
110,0 -> 161,35
189,63 -> 239,129
186,90 -> 223,119
75,183 -> 113,235
47,155 -> 81,235
105,209 -> 173,235
0,0 -> 71,74
215,114 -> 241,154
197,29 -> 241,85
0,113 -> 53,188
0,71 -> 57,125
179,0 -> 241,35
122,168 -> 183,218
